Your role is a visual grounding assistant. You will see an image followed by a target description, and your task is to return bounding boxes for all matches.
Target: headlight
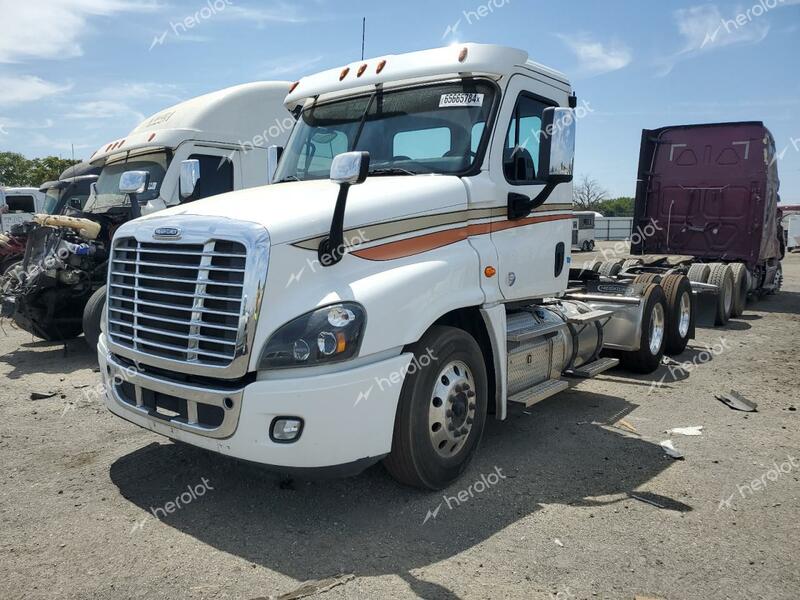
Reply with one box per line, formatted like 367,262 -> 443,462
258,302 -> 366,370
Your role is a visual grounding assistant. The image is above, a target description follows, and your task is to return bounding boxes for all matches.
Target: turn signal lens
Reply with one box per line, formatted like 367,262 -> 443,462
376,60 -> 387,73
339,67 -> 350,80
484,266 -> 497,278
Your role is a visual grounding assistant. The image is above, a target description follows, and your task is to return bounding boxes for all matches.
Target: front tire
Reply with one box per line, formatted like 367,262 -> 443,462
83,285 -> 106,350
383,326 -> 488,490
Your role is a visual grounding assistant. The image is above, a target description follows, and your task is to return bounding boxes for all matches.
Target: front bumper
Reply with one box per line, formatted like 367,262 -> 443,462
99,334 -> 412,472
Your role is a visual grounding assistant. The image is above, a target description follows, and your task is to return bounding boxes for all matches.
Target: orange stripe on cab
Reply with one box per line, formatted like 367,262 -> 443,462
351,213 -> 571,261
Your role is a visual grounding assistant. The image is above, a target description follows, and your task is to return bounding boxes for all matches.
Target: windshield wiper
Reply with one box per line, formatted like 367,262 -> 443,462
277,175 -> 299,183
368,167 -> 416,176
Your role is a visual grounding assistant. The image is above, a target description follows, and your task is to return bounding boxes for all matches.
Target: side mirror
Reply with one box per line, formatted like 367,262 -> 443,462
179,159 -> 201,199
266,145 -> 283,184
330,151 -> 370,185
538,107 -> 575,183
119,170 -> 150,194
319,151 -> 371,266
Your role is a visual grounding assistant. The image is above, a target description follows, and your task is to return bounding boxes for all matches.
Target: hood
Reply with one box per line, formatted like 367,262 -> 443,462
135,176 -> 468,246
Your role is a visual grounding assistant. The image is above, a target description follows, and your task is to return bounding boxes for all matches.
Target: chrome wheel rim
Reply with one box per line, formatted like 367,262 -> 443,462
678,291 -> 691,338
723,277 -> 733,314
649,302 -> 665,355
428,360 -> 476,458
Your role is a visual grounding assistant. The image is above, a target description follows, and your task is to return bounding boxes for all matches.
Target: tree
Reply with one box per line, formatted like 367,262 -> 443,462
600,196 -> 635,217
0,152 -> 79,187
0,152 -> 31,187
27,156 -> 80,187
573,175 -> 608,211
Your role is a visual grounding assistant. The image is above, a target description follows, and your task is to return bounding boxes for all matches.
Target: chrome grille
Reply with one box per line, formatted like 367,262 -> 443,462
108,237 -> 247,366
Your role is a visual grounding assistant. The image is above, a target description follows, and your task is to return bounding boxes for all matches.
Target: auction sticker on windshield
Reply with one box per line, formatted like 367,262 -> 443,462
439,93 -> 484,108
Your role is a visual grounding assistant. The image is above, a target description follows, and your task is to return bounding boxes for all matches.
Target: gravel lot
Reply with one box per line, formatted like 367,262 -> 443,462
1,244 -> 798,600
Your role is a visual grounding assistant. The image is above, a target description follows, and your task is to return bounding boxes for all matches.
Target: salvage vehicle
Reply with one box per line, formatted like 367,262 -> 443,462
606,122 -> 784,326
98,44 -> 695,489
1,81 -> 297,347
0,162 -> 101,274
0,187 -> 46,231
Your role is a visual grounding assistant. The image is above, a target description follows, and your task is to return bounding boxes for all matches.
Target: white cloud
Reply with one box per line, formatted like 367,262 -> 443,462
259,55 -> 324,78
557,34 -> 632,77
0,0 -> 161,63
220,3 -> 309,26
63,82 -> 182,124
0,75 -> 72,107
65,100 -> 146,122
655,2 -> 795,76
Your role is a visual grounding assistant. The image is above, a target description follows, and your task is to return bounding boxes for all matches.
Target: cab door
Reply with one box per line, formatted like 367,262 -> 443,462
486,75 -> 572,301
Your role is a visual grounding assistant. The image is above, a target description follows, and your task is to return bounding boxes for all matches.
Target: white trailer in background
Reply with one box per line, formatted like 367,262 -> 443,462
785,214 -> 800,251
572,210 -> 596,251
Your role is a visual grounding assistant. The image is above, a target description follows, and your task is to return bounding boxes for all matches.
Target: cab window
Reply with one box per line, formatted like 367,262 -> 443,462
186,154 -> 235,202
503,95 -> 549,184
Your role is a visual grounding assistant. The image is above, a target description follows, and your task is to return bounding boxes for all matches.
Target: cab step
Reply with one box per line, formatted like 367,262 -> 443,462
564,356 -> 619,378
508,378 -> 569,408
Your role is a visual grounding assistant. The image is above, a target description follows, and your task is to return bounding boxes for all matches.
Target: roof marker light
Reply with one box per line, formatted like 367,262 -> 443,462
289,80 -> 300,93
106,143 -> 114,152
357,63 -> 367,77
376,59 -> 387,74
458,47 -> 469,62
147,133 -> 156,142
117,140 -> 125,149
339,67 -> 350,81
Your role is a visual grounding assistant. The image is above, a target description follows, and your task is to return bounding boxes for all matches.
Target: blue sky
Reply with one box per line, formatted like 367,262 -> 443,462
0,0 -> 798,200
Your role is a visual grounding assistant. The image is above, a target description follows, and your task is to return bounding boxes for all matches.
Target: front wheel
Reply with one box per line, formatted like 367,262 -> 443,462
383,326 -> 488,490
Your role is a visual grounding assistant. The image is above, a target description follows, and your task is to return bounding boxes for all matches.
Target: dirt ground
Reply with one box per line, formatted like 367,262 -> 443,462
1,243 -> 798,600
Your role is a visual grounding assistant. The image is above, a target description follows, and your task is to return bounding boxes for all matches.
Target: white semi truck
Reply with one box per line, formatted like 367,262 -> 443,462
99,45 -> 694,489
1,81 -> 297,346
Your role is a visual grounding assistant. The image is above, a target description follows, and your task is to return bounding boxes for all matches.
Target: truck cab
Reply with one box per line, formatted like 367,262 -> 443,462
0,81 -> 298,345
99,45 -> 677,489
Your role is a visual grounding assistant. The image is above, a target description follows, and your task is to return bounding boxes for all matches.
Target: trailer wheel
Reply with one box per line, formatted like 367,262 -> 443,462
383,326 -> 488,490
708,263 -> 734,326
633,273 -> 661,285
617,283 -> 667,374
687,263 -> 710,283
661,274 -> 693,355
729,263 -> 750,317
590,259 -> 603,272
598,260 -> 623,276
83,285 -> 106,350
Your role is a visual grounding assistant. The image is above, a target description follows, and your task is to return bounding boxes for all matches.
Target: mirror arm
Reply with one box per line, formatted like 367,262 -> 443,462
318,183 -> 350,266
530,181 -> 558,209
128,193 -> 141,219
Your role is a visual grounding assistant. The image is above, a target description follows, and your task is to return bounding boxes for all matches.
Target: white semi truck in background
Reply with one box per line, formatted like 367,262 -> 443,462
99,44 -> 696,489
1,81 -> 297,347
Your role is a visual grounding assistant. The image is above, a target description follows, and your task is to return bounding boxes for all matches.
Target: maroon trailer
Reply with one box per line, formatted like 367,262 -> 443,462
594,122 -> 784,328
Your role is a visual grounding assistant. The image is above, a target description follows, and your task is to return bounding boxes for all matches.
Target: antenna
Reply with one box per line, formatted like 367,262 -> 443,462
361,17 -> 365,60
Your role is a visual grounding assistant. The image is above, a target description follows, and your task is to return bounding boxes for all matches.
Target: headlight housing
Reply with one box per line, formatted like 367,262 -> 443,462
258,302 -> 366,370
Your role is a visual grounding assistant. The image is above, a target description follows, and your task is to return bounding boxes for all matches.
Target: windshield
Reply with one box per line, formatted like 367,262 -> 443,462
84,151 -> 170,214
274,79 -> 496,182
43,187 -> 62,214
